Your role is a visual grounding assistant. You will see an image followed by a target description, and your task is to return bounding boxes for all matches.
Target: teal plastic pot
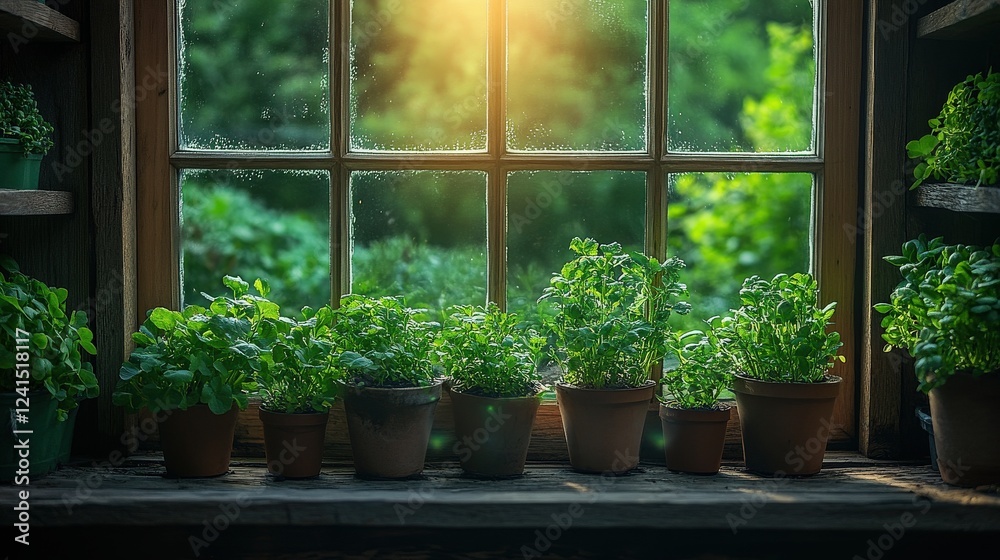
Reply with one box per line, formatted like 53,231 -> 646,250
0,138 -> 43,190
1,391 -> 71,482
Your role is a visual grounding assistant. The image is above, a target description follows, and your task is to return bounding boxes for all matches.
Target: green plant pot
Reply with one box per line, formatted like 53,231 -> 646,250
0,138 -> 43,190
0,391 -> 73,482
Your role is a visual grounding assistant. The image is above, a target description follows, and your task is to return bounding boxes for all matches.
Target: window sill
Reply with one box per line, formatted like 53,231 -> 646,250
8,452 -> 998,528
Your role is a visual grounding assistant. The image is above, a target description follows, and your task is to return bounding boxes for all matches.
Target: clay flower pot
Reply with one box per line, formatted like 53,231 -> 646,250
157,403 -> 238,478
928,371 -> 1000,487
259,407 -> 331,479
556,380 -> 655,474
343,381 -> 443,479
659,402 -> 731,475
732,374 -> 841,476
449,387 -> 541,478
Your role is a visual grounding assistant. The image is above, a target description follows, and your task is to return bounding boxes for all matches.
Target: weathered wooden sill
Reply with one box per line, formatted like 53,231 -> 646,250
4,452 -> 999,558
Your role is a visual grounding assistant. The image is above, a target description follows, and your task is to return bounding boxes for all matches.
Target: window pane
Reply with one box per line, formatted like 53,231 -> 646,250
180,169 -> 331,311
667,0 -> 815,153
507,171 -> 646,322
351,171 -> 487,317
178,0 -> 330,150
667,173 -> 813,333
350,0 -> 488,151
507,0 -> 647,151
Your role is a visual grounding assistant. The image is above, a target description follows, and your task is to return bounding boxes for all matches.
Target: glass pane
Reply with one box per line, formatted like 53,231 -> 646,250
180,169 -> 331,311
178,0 -> 330,150
507,171 -> 646,324
507,0 -> 647,151
350,0 -> 488,151
667,173 -> 813,333
351,171 -> 487,318
667,0 -> 816,153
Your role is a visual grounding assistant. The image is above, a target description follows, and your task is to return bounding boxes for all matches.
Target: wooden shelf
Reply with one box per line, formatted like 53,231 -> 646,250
917,0 -> 1000,40
912,183 -> 1000,214
0,189 -> 73,215
0,0 -> 80,42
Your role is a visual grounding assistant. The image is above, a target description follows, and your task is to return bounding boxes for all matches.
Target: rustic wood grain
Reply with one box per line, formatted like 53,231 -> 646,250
917,0 -> 1000,39
0,189 -> 73,215
0,0 -> 80,42
912,183 -> 1000,214
818,0 -> 863,442
859,0 -> 911,460
89,0 -> 137,452
5,458 -> 998,532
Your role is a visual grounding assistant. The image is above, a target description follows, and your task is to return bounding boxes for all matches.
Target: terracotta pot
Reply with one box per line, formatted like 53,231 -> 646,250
259,407 -> 331,479
343,381 -> 443,479
556,380 -> 655,474
928,371 -> 1000,487
449,387 -> 541,478
732,375 -> 841,476
659,402 -> 731,475
157,404 -> 238,478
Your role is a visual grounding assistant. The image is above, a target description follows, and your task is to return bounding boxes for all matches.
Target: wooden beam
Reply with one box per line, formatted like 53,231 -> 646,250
917,0 -> 1000,40
0,0 -> 80,42
0,190 -> 73,215
912,183 -> 1000,214
860,0 -> 911,459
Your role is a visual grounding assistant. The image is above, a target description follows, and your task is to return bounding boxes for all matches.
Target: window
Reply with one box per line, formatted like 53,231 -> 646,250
136,0 -> 860,441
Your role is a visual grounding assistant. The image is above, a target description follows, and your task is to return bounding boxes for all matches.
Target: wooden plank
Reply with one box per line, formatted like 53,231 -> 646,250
89,0 -> 137,452
135,0 -> 179,322
0,189 -> 72,215
0,0 -> 80,42
817,0 -> 863,443
912,183 -> 1000,213
860,0 -> 911,460
917,0 -> 1000,39
6,461 -> 999,531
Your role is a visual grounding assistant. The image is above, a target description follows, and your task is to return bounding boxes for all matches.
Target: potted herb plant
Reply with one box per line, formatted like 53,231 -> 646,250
254,294 -> 341,479
0,257 -> 98,480
906,69 -> 999,189
435,303 -> 545,478
715,272 -> 844,477
113,276 -> 266,478
333,294 -> 443,479
0,81 -> 54,190
658,331 -> 733,475
876,235 -> 1000,487
539,238 -> 691,474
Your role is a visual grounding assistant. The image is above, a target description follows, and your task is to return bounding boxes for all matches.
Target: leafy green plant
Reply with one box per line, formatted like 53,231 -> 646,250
0,81 -> 54,156
875,235 -> 1000,393
435,303 -> 545,398
659,331 -> 733,409
538,237 -> 692,389
906,69 -> 1000,189
0,257 -> 98,421
254,303 -> 341,414
114,276 -> 272,414
713,272 -> 844,383
333,294 -> 440,387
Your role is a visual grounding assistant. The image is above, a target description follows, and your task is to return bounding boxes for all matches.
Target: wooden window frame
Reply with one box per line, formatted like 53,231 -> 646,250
133,0 -> 862,457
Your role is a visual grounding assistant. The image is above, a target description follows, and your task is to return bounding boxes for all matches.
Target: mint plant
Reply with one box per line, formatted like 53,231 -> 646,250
435,303 -> 545,398
114,276 -> 272,414
0,81 -> 54,156
538,237 -> 692,389
875,235 -> 1000,392
714,273 -> 844,383
0,257 -> 99,421
255,304 -> 341,414
659,331 -> 732,409
333,295 -> 440,387
906,69 -> 1000,189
